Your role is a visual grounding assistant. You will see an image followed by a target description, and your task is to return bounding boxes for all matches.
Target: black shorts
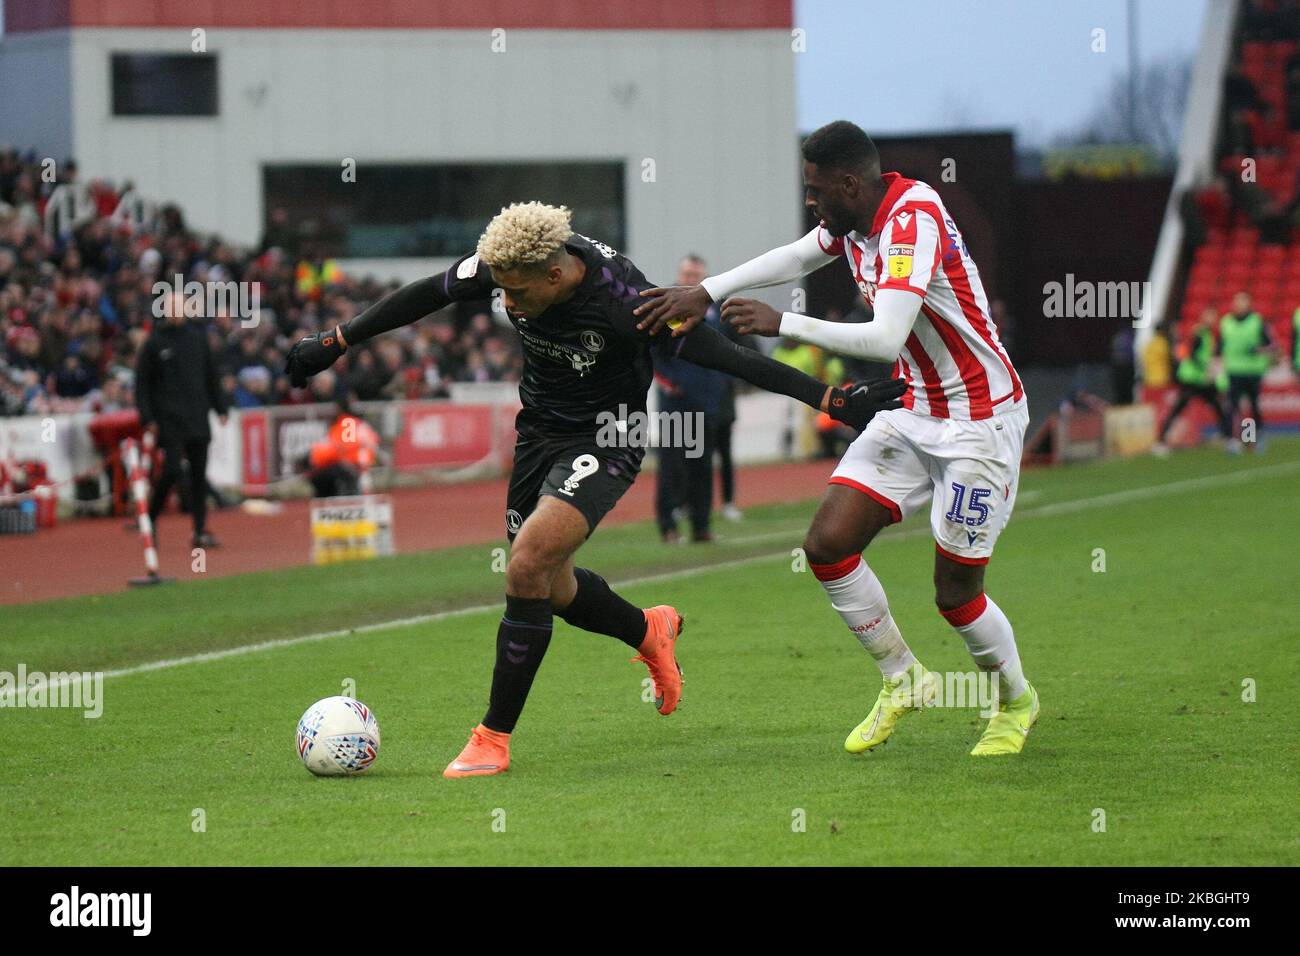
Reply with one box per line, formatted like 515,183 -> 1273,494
1226,374 -> 1262,406
505,434 -> 640,541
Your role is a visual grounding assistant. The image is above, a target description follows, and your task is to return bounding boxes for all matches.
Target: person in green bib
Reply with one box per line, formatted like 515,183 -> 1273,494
1219,291 -> 1275,448
1156,308 -> 1233,451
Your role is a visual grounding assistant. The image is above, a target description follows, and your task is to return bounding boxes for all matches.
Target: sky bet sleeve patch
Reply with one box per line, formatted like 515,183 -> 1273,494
887,244 -> 914,279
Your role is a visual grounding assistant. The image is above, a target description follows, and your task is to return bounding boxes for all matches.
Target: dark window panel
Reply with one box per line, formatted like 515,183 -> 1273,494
111,53 -> 218,117
262,162 -> 625,258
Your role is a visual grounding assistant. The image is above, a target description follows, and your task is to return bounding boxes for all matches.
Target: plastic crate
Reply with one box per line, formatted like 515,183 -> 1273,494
0,501 -> 37,534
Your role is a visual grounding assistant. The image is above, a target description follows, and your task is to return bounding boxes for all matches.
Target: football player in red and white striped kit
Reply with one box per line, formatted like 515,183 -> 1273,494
636,120 -> 1038,756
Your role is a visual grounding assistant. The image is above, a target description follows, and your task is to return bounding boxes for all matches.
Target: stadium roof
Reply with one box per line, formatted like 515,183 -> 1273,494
3,0 -> 792,32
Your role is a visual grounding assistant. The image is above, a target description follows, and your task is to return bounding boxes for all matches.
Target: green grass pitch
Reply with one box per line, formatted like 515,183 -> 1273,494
4,440 -> 1298,865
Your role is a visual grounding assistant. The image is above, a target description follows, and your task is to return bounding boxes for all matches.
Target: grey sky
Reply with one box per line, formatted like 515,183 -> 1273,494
795,0 -> 1209,146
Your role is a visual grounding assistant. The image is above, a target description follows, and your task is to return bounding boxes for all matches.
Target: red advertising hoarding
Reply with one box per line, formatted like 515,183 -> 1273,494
1145,374 -> 1300,445
241,410 -> 269,491
391,404 -> 498,470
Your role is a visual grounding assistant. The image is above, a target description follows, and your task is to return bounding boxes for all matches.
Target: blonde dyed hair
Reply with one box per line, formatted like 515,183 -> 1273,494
476,201 -> 574,272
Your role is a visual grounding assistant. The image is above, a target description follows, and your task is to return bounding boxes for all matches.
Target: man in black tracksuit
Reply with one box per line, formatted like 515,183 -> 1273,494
653,308 -> 726,543
136,304 -> 228,548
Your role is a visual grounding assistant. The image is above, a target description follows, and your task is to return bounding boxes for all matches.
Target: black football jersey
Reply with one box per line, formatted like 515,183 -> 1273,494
438,234 -> 663,439
337,232 -> 833,462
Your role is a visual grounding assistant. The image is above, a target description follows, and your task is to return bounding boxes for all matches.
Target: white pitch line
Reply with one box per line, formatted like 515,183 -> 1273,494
1013,458 -> 1300,517
0,551 -> 805,704
4,457 -> 1297,699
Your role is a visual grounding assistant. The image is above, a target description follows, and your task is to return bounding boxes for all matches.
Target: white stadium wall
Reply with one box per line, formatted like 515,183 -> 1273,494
58,26 -> 799,291
1137,0 -> 1238,346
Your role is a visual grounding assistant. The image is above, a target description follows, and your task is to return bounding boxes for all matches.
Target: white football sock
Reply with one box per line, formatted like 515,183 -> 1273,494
813,556 -> 916,678
941,593 -> 1027,702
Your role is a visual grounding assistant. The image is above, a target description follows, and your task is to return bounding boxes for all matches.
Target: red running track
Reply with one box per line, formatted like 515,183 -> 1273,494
0,460 -> 835,606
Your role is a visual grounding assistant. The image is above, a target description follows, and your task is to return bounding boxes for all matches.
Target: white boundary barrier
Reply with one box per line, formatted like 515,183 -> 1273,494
2,391 -> 807,504
1136,0 -> 1239,345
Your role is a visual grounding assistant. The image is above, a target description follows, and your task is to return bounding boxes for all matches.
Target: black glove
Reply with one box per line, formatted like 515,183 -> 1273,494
285,328 -> 345,388
826,377 -> 908,430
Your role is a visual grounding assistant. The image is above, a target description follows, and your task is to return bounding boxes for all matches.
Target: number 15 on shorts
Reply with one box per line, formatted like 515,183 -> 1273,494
945,481 -> 991,526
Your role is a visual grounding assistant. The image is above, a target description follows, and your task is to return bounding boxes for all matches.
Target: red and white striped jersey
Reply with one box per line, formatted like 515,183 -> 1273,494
816,172 -> 1023,420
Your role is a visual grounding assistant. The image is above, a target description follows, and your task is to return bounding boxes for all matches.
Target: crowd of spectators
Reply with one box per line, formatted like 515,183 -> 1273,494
1187,2 -> 1300,247
1157,0 -> 1300,407
0,145 -> 522,419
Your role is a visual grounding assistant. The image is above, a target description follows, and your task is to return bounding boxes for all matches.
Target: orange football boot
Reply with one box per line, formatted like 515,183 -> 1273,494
443,724 -> 511,778
632,605 -> 684,715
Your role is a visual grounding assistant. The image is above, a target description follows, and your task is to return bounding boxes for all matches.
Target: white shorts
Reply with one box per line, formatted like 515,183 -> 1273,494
830,403 -> 1030,565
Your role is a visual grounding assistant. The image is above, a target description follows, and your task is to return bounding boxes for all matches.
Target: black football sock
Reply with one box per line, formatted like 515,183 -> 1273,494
482,596 -> 554,734
555,567 -> 648,649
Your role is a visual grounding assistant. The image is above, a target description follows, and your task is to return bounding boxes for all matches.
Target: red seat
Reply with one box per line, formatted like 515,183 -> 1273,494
1241,41 -> 1269,63
1220,154 -> 1247,177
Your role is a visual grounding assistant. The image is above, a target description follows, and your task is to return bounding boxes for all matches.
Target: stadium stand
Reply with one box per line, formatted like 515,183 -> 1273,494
0,146 -> 522,420
1176,0 -> 1300,355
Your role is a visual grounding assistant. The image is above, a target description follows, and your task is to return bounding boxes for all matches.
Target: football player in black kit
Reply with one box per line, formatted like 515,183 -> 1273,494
286,202 -> 904,777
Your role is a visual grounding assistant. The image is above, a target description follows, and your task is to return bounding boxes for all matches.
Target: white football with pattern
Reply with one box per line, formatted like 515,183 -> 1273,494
296,696 -> 381,776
